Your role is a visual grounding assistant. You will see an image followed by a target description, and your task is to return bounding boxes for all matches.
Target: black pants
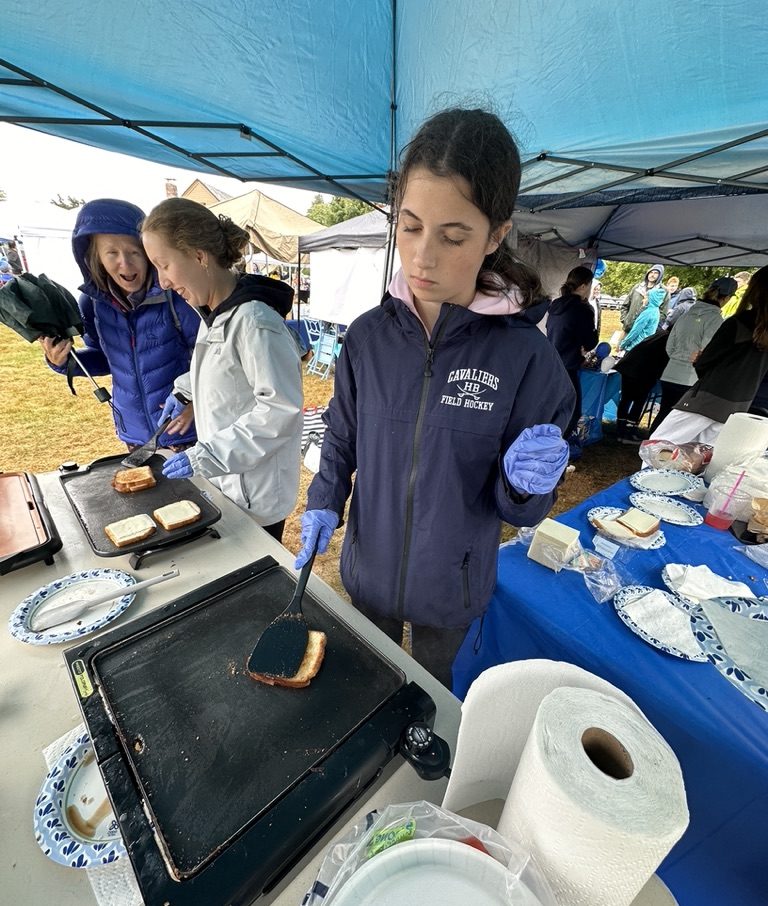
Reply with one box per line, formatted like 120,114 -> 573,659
616,375 -> 648,425
262,519 -> 285,543
566,368 -> 582,438
650,380 -> 688,433
355,602 -> 468,690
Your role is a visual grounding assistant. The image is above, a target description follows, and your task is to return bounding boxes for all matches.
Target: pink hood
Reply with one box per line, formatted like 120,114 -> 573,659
388,269 -> 525,324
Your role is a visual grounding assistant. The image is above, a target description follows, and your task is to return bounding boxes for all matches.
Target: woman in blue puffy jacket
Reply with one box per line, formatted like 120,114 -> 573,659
39,198 -> 200,449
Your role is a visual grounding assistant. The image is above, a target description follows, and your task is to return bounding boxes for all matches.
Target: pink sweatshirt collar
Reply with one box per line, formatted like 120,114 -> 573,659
388,269 -> 524,322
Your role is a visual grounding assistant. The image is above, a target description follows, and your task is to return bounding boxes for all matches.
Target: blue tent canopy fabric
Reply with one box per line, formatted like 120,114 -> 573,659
2,0 -> 767,263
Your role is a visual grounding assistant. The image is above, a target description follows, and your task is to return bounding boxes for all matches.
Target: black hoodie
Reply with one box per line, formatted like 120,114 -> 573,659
204,274 -> 294,327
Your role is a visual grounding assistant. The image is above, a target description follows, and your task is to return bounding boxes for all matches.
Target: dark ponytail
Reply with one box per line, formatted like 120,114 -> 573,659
560,265 -> 594,298
392,107 -> 543,308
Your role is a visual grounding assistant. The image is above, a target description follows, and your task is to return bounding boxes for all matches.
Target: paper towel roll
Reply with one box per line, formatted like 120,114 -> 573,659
497,687 -> 688,906
705,412 -> 768,482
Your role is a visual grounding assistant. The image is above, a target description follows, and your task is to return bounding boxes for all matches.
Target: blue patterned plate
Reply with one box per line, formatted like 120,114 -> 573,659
34,731 -> 126,868
9,568 -> 136,645
614,585 -> 707,661
690,599 -> 768,711
587,506 -> 666,549
629,492 -> 704,526
629,469 -> 703,497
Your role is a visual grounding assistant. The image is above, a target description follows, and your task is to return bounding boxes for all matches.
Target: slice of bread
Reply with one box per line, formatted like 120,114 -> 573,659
112,465 -> 156,493
616,507 -> 661,537
593,517 -> 636,541
105,513 -> 157,548
248,630 -> 327,689
153,500 -> 201,531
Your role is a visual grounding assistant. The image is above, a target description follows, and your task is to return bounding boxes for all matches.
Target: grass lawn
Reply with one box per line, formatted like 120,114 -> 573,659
0,309 -> 639,598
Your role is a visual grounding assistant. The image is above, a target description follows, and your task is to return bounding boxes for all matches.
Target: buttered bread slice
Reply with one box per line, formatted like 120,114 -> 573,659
105,513 -> 157,548
153,500 -> 202,531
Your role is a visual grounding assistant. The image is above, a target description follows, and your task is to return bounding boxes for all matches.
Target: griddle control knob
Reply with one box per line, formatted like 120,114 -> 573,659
59,461 -> 79,472
401,721 -> 452,781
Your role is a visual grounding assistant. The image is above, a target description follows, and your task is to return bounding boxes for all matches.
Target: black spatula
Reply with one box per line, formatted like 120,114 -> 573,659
121,416 -> 172,468
247,546 -> 315,678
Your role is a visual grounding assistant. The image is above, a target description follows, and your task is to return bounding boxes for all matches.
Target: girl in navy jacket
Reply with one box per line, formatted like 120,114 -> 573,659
296,108 -> 575,687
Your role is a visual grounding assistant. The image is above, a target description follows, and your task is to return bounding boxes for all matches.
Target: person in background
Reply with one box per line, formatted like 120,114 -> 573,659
547,265 -> 599,450
588,279 -> 602,338
141,198 -> 303,542
664,275 -> 680,308
661,286 -> 696,330
651,267 -> 768,446
0,261 -> 13,285
620,286 -> 665,352
614,329 -> 669,445
620,264 -> 668,333
6,240 -> 23,275
651,277 -> 737,431
720,271 -> 752,318
294,107 -> 575,687
39,198 -> 199,450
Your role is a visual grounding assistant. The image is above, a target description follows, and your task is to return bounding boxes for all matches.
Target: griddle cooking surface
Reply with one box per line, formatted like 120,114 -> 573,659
90,566 -> 405,878
60,454 -> 220,556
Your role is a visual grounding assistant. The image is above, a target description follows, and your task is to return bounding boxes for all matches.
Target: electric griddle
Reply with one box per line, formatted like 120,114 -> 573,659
64,557 -> 444,905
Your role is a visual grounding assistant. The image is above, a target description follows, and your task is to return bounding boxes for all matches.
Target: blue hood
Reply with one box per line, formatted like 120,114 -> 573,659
71,198 -> 146,290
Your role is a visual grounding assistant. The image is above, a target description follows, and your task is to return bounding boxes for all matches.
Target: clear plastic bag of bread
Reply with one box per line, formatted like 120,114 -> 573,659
639,439 -> 713,474
561,544 -> 627,603
302,800 -> 556,906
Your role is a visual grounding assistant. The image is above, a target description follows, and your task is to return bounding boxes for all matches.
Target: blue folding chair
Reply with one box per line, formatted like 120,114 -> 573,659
306,322 -> 339,378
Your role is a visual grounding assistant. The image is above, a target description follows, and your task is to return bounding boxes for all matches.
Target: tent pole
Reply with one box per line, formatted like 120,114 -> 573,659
297,251 -> 301,321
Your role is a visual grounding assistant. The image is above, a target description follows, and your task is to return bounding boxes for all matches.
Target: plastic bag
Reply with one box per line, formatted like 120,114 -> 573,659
301,800 -> 557,906
502,525 -> 537,549
639,439 -> 713,474
561,545 -> 627,603
736,543 -> 768,569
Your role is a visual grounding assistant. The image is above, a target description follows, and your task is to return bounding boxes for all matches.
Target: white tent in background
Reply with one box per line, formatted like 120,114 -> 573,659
0,203 -> 81,297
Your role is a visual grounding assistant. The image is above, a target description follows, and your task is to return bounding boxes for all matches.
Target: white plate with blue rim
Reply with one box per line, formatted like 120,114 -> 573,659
629,469 -> 704,497
629,492 -> 704,527
9,568 -> 136,645
587,506 -> 667,549
690,597 -> 768,712
614,585 -> 707,662
34,730 -> 126,869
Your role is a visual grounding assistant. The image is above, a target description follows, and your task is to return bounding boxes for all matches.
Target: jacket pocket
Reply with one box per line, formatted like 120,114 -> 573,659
340,531 -> 361,598
461,550 -> 472,609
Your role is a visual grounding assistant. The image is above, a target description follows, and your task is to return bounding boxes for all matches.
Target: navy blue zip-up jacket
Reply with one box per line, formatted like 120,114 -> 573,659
49,199 -> 199,446
307,292 -> 575,629
547,292 -> 599,371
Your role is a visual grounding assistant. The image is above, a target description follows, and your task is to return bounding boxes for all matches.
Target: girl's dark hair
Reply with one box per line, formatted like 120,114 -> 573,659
736,265 -> 768,350
391,107 -> 543,307
141,197 -> 249,269
560,265 -> 594,298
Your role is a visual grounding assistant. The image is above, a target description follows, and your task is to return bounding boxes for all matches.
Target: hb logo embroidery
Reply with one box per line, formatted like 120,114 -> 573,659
441,368 -> 499,411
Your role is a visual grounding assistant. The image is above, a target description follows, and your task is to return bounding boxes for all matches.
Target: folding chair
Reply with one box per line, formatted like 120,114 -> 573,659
306,322 -> 339,378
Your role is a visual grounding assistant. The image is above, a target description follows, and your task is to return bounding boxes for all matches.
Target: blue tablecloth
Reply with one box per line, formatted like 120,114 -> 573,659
579,369 -> 621,443
452,479 -> 768,906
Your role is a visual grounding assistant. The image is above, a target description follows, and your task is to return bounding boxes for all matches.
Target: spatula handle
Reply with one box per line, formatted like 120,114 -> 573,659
289,547 -> 317,612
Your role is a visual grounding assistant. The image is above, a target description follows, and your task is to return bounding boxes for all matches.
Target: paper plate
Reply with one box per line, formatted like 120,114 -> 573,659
629,492 -> 704,526
629,469 -> 703,496
690,599 -> 768,712
34,730 -> 126,868
613,585 -> 706,662
332,838 -> 542,906
9,568 -> 136,645
587,506 -> 666,549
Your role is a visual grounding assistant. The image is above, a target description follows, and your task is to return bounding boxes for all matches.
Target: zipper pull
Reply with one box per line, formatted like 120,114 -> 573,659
424,346 -> 435,377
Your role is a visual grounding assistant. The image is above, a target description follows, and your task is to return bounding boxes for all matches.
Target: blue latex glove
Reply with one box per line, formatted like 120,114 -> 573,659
162,451 -> 193,480
159,392 -> 186,426
294,509 -> 339,568
503,424 -> 569,496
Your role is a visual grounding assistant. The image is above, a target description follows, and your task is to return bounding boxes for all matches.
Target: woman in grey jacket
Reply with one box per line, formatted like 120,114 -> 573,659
651,277 -> 737,430
142,198 -> 303,542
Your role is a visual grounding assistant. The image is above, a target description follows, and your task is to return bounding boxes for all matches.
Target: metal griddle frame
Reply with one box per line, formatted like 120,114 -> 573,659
64,557 -> 437,906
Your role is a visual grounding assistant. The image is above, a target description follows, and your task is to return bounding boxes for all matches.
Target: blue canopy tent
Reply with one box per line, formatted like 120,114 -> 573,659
1,0 -> 767,265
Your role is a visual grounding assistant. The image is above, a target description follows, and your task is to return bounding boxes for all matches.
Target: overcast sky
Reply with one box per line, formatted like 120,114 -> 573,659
0,123 -> 319,219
